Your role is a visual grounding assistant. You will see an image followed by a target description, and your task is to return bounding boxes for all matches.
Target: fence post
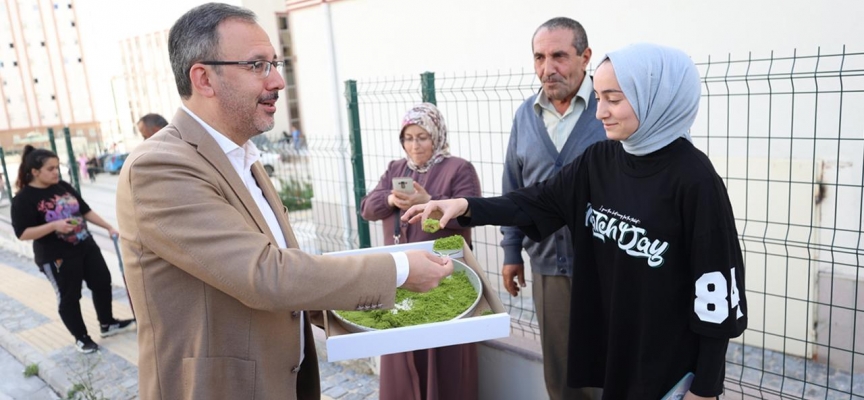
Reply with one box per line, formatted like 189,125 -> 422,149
421,71 -> 436,105
0,147 -> 12,200
345,80 -> 371,248
47,128 -> 63,182
63,127 -> 80,193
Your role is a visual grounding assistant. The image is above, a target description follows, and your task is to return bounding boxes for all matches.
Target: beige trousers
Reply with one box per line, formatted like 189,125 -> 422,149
533,273 -> 603,400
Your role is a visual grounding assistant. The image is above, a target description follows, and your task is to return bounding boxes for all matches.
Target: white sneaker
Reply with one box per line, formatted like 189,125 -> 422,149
99,319 -> 136,338
75,336 -> 98,354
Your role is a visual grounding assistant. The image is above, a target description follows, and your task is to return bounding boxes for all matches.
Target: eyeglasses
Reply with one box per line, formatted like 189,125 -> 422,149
198,60 -> 285,78
401,135 -> 431,144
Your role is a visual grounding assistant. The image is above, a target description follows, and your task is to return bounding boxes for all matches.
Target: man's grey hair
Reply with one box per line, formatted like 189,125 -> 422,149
169,3 -> 257,99
533,17 -> 589,55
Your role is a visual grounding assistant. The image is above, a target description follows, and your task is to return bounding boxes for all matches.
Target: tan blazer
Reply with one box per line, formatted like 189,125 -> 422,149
116,109 -> 397,400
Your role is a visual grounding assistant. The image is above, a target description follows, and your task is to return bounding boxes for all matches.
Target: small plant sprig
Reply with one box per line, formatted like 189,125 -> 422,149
65,354 -> 107,400
23,362 -> 39,378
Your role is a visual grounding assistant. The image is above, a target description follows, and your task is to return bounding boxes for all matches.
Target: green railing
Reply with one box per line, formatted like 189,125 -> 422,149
271,48 -> 864,399
1,127 -> 83,197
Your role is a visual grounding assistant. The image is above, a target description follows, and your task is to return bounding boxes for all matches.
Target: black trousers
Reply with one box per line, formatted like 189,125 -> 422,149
39,243 -> 114,340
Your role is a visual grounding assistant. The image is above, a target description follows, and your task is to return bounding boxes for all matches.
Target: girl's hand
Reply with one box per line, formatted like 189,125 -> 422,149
52,219 -> 74,234
402,198 -> 469,230
108,228 -> 119,239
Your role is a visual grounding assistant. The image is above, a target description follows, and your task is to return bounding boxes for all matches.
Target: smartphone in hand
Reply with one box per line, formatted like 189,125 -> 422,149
392,177 -> 415,194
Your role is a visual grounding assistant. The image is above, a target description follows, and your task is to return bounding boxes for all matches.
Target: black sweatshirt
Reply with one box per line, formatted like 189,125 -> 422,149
461,139 -> 747,398
11,181 -> 97,265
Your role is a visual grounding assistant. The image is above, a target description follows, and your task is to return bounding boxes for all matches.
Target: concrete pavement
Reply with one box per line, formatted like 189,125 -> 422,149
0,345 -> 59,399
0,173 -> 380,400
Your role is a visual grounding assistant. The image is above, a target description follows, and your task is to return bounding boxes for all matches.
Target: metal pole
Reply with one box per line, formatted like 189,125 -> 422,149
323,2 -> 354,250
0,147 -> 13,200
421,71 -> 437,105
345,80 -> 370,248
64,127 -> 80,193
112,234 -> 136,319
47,128 -> 62,182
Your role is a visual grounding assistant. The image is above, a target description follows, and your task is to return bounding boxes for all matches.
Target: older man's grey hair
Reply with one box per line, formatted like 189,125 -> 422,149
533,17 -> 589,55
169,3 -> 257,99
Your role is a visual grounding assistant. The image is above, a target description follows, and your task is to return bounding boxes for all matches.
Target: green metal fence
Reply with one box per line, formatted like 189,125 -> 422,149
266,47 -> 864,399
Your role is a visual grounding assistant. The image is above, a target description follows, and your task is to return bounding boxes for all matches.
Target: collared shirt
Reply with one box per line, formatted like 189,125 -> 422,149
533,74 -> 594,152
180,106 -> 409,369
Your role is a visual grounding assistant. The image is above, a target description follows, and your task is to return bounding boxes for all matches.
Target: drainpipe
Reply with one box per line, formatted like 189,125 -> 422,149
322,1 -> 354,250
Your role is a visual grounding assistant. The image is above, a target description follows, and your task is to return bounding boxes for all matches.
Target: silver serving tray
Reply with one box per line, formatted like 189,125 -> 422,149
332,259 -> 483,333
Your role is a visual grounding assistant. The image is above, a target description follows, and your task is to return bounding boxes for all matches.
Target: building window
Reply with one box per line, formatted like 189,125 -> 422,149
41,41 -> 45,47
279,17 -> 288,30
51,94 -> 55,100
68,3 -> 72,9
12,61 -> 17,67
77,57 -> 81,62
71,21 -> 75,27
34,78 -> 38,83
8,43 -> 12,49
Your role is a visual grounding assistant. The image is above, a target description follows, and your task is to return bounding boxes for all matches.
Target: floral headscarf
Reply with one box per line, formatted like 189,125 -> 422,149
400,103 -> 451,173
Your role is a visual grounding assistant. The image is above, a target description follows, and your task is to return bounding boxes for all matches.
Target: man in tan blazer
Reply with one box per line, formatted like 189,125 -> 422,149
115,3 -> 453,400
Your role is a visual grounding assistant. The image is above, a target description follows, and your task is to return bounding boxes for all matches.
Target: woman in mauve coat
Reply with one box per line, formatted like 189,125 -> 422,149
360,103 -> 481,400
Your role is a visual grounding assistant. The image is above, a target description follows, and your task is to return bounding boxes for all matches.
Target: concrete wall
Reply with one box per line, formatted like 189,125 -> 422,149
478,337 -> 546,400
816,271 -> 864,373
283,0 -> 864,378
287,0 -> 863,145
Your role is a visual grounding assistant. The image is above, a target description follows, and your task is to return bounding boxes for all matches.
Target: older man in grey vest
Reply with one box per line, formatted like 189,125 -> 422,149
500,17 -> 606,400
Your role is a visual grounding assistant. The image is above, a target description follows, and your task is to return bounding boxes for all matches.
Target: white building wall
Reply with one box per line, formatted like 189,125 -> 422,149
289,0 -> 863,129
0,0 -> 95,132
286,0 -> 864,363
119,30 -> 181,130
112,0 -> 291,144
287,0 -> 862,203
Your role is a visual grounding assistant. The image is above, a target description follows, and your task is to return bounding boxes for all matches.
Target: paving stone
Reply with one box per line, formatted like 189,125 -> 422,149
320,379 -> 336,391
357,384 -> 375,396
323,376 -> 348,389
340,380 -> 364,390
341,392 -> 367,400
323,386 -> 348,399
0,293 -> 51,333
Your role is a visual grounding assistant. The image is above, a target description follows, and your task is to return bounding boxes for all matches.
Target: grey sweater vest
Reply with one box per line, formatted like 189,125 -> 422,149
500,92 -> 607,276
